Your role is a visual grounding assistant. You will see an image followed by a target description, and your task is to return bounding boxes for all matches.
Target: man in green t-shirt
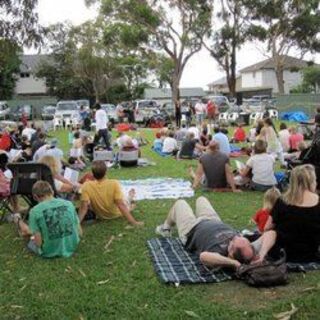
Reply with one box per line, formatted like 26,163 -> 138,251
14,181 -> 82,258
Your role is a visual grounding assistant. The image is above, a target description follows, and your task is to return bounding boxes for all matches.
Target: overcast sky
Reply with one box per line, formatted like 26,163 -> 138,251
34,0 -> 320,90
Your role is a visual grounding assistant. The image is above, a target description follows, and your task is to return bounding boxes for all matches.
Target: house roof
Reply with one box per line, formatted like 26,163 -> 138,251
208,75 -> 241,87
240,55 -> 315,73
19,54 -> 51,73
144,87 -> 205,99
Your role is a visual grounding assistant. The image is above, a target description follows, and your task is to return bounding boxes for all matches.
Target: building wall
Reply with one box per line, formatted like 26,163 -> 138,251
260,69 -> 303,94
15,74 -> 47,95
241,71 -> 263,88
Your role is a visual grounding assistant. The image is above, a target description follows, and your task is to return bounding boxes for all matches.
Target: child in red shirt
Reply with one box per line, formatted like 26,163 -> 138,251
252,187 -> 281,233
233,124 -> 246,142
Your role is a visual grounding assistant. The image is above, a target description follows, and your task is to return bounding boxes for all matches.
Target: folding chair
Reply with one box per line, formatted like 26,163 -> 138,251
249,112 -> 264,124
118,150 -> 139,167
266,109 -> 278,120
228,112 -> 239,124
54,118 -> 63,131
0,195 -> 12,223
8,162 -> 58,210
218,113 -> 229,124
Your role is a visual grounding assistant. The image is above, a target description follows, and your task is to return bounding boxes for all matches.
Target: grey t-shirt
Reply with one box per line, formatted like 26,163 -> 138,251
200,151 -> 229,188
180,139 -> 196,158
186,220 -> 238,256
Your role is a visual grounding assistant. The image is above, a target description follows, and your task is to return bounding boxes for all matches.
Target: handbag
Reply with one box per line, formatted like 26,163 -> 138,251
236,250 -> 288,287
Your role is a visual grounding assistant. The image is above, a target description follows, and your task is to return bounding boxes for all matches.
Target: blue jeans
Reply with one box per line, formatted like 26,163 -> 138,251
252,182 -> 275,192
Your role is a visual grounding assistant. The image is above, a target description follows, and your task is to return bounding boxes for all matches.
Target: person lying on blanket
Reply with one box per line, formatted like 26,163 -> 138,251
78,160 -> 143,227
156,196 -> 275,269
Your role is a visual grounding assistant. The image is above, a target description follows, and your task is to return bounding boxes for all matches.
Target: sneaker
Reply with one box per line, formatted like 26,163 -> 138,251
155,224 -> 171,237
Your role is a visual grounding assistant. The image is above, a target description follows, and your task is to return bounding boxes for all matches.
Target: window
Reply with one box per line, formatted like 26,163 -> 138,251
20,72 -> 30,78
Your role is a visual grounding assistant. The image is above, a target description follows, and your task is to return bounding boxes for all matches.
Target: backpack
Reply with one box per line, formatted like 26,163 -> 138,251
236,250 -> 288,287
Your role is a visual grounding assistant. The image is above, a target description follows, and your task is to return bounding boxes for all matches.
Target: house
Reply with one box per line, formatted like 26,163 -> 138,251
15,54 -> 49,96
144,87 -> 205,104
208,75 -> 241,94
208,55 -> 316,97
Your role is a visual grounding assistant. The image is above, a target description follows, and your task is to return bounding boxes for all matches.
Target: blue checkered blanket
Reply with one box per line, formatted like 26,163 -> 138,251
147,238 -> 234,284
147,238 -> 320,285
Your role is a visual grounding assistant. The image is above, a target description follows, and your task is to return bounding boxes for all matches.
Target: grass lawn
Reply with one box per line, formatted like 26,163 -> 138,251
1,127 -> 320,320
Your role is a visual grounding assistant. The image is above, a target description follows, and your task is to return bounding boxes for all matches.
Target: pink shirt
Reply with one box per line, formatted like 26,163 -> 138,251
289,133 -> 304,151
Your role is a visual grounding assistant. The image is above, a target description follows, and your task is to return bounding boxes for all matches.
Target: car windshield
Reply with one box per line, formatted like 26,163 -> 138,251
247,100 -> 261,106
44,107 -> 56,114
102,104 -> 115,111
211,97 -> 228,105
76,100 -> 89,107
57,103 -> 77,111
17,105 -> 31,112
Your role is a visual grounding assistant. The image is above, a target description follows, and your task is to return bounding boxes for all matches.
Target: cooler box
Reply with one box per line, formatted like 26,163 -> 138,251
93,150 -> 114,161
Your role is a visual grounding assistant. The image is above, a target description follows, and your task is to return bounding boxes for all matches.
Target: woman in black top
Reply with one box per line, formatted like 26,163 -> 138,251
265,164 -> 320,262
175,100 -> 182,128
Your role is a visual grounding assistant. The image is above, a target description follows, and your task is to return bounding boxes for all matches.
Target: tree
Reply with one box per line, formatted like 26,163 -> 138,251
0,0 -> 43,46
203,0 -> 250,97
36,23 -> 88,99
292,66 -> 320,93
87,0 -> 214,103
0,39 -> 21,99
242,0 -> 320,94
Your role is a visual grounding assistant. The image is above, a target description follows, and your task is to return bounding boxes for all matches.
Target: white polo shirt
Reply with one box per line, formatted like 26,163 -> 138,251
95,109 -> 108,130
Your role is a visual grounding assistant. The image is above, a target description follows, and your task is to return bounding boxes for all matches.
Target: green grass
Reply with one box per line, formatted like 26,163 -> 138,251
1,127 -> 319,320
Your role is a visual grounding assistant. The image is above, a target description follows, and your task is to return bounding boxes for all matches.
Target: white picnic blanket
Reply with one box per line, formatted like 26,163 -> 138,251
120,178 -> 194,201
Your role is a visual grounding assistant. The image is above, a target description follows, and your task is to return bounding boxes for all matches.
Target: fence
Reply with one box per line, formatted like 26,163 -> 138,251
276,94 -> 320,117
6,96 -> 58,118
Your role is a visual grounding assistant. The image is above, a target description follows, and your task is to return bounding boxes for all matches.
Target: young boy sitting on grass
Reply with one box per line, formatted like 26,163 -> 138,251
13,181 -> 82,258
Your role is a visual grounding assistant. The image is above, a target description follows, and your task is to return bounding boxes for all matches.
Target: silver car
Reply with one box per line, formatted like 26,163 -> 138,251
0,101 -> 10,120
101,104 -> 118,124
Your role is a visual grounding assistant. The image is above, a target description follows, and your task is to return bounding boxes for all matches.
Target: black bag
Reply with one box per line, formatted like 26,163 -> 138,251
236,251 -> 288,287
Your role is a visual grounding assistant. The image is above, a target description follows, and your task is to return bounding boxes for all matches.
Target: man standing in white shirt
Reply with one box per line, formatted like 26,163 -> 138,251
94,103 -> 110,149
194,99 -> 206,127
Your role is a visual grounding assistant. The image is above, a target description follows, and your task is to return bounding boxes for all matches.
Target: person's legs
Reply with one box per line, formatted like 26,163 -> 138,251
162,199 -> 198,243
195,196 -> 222,222
100,129 -> 110,149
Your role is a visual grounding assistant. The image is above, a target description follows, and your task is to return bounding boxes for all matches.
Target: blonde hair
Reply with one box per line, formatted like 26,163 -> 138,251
283,164 -> 317,205
263,187 -> 281,211
38,155 -> 60,176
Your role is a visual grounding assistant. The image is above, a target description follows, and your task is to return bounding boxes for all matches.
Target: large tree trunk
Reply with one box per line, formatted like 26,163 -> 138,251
171,72 -> 181,103
275,65 -> 285,94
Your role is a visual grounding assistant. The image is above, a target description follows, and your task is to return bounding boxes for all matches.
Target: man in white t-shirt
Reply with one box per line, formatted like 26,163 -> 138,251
162,131 -> 178,154
194,100 -> 206,126
188,125 -> 200,141
94,104 -> 110,149
22,123 -> 36,141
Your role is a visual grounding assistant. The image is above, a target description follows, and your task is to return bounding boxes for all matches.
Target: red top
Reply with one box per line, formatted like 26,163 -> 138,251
252,208 -> 270,233
289,133 -> 304,151
0,133 -> 11,151
233,127 -> 246,142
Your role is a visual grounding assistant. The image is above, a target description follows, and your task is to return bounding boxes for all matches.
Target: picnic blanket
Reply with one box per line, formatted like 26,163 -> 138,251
147,238 -> 320,285
120,178 -> 194,201
280,111 -> 309,122
147,238 -> 234,284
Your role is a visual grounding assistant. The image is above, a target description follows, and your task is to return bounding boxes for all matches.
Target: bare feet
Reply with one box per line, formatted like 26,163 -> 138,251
188,166 -> 195,179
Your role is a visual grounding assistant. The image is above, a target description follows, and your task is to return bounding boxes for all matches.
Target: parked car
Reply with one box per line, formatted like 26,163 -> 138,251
10,105 -> 34,121
161,102 -> 175,119
76,99 -> 90,109
251,95 -> 271,102
41,105 -> 56,120
54,100 -> 80,124
242,99 -> 265,113
101,103 -> 118,124
205,95 -> 231,113
133,100 -> 160,124
0,101 -> 10,120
